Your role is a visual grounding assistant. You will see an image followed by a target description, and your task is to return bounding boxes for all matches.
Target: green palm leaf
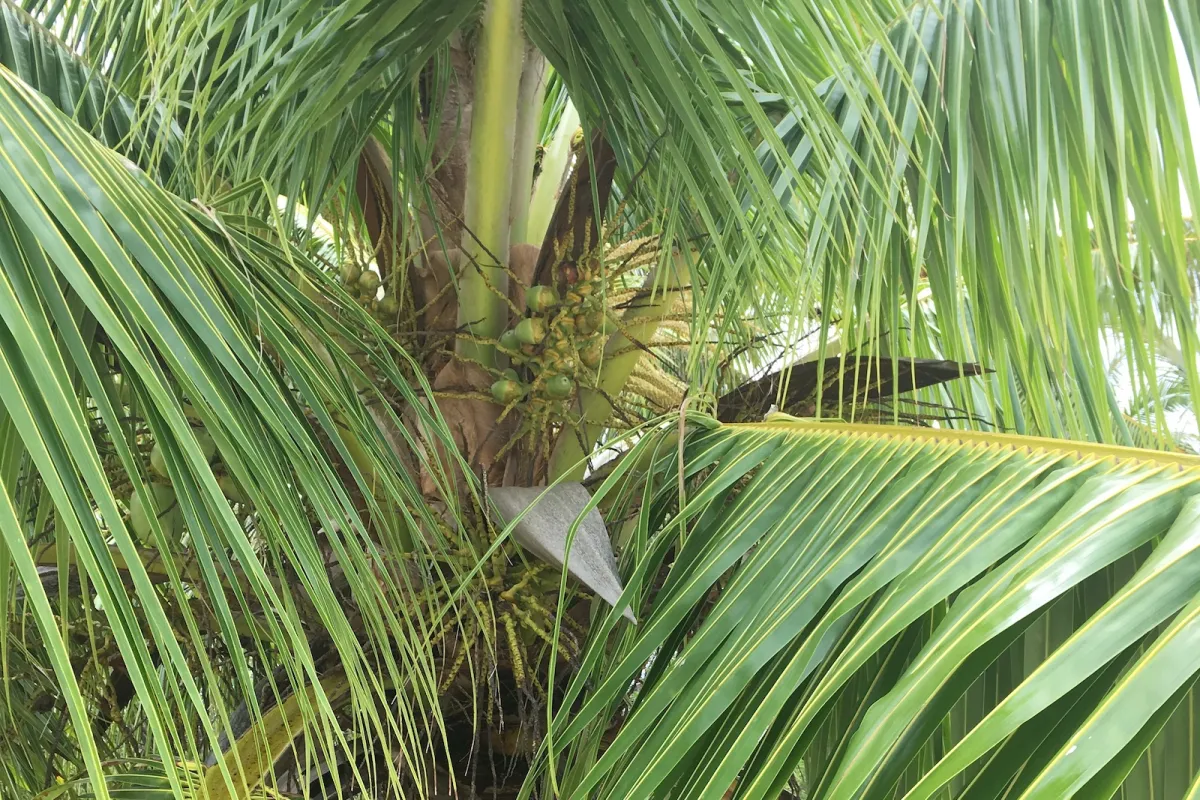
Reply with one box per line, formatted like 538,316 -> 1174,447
748,0 -> 1200,445
0,58 -> 475,798
0,0 -> 184,184
532,419 -> 1200,798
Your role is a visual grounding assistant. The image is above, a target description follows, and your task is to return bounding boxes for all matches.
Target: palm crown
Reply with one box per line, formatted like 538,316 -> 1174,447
2,0 -> 1200,798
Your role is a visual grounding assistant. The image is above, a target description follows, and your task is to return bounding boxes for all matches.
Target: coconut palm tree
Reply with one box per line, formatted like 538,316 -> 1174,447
3,0 -> 1200,797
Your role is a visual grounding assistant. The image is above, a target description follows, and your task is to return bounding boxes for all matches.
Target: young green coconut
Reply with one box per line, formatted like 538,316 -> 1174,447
544,375 -> 574,399
375,294 -> 400,319
492,367 -> 527,404
340,262 -> 361,286
499,329 -> 522,354
515,318 -> 546,346
525,285 -> 560,314
149,428 -> 217,479
580,339 -> 604,368
216,473 -> 249,505
356,269 -> 381,299
491,378 -> 527,405
193,428 -> 218,462
129,482 -> 185,546
149,442 -> 170,479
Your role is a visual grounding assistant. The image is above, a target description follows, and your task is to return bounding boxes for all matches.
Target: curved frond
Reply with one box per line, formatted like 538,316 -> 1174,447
757,0 -> 1200,445
533,419 -> 1200,798
0,0 -> 184,185
0,61 -> 474,796
2,0 -> 1199,796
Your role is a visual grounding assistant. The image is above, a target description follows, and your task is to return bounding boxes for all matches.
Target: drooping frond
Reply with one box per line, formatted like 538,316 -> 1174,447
12,0 -> 1198,450
0,61 -> 477,796
10,0 -> 924,333
531,419 -> 1200,798
751,0 -> 1200,446
1,0 -> 1199,796
0,0 -> 184,186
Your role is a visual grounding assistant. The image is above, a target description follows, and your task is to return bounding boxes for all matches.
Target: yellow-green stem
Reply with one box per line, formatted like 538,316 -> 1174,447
202,672 -> 351,799
456,0 -> 526,367
549,256 -> 690,481
525,99 -> 579,248
509,44 -> 547,246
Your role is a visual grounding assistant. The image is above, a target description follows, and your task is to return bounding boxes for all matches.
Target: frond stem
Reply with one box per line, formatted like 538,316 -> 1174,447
455,0 -> 527,368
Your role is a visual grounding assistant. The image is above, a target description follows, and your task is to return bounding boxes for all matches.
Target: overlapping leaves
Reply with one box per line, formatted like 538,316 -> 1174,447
755,0 -> 1200,446
532,420 -> 1200,798
0,61 -> 474,798
12,0 -> 924,343
0,0 -> 184,186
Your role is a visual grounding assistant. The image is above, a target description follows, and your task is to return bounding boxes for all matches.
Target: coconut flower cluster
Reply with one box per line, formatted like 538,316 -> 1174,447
489,248 -> 614,445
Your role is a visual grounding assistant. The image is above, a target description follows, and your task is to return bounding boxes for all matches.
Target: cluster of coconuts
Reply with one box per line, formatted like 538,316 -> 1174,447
112,372 -> 247,545
491,253 -> 613,408
129,427 -> 216,546
340,262 -> 399,322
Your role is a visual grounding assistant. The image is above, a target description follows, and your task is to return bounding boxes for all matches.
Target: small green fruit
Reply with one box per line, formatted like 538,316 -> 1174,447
575,313 -> 592,334
376,295 -> 400,317
580,340 -> 603,368
340,262 -> 362,285
499,329 -> 521,353
588,310 -> 616,335
193,427 -> 218,463
545,375 -> 574,399
525,285 -> 560,314
502,368 -> 520,382
149,442 -> 169,480
217,473 -> 249,505
515,317 -> 546,346
575,281 -> 595,297
129,483 -> 183,544
357,270 -> 381,297
491,379 -> 526,404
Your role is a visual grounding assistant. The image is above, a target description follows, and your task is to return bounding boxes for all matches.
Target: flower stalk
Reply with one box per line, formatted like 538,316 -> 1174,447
549,255 -> 691,481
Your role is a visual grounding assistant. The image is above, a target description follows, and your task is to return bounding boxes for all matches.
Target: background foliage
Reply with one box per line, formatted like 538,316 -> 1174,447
0,0 -> 1198,798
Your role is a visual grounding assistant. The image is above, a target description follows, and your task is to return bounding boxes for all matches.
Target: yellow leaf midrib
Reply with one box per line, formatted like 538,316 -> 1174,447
729,418 -> 1200,470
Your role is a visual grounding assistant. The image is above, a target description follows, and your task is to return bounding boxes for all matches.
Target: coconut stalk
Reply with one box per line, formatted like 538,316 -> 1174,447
202,671 -> 352,800
549,255 -> 691,481
524,99 -> 580,248
455,0 -> 527,368
508,44 -> 547,246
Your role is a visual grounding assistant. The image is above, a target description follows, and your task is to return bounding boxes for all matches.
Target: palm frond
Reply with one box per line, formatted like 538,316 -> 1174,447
531,419 -> 1200,798
0,0 -> 184,185
751,0 -> 1200,446
2,0 -> 1200,796
0,60 -> 476,797
19,0 -> 478,204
